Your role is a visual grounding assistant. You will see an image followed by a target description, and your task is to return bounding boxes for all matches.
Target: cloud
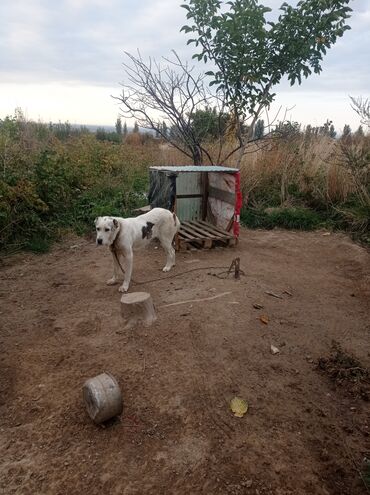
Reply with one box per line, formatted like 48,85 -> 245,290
0,0 -> 368,127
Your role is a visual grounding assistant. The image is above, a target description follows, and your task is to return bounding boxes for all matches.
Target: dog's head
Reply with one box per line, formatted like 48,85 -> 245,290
94,216 -> 120,246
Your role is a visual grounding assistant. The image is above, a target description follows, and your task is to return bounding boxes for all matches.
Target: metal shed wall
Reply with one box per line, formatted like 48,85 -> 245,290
175,172 -> 203,222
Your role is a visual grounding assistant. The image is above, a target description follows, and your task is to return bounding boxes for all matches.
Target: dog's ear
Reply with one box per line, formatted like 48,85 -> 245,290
94,217 -> 99,226
113,218 -> 119,228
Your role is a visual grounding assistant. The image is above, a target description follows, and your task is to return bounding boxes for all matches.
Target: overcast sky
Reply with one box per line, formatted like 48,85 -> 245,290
0,0 -> 369,131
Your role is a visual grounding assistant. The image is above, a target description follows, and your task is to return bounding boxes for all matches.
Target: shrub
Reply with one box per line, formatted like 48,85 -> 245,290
0,113 -> 157,253
240,206 -> 324,230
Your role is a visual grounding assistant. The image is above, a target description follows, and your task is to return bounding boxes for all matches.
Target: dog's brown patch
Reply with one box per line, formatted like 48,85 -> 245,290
142,221 -> 155,240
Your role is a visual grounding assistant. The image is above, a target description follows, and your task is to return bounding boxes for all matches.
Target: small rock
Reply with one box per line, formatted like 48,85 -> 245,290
270,345 -> 280,355
246,480 -> 253,488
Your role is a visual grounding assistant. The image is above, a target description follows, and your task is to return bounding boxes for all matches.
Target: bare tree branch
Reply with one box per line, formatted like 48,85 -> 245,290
113,51 -> 291,166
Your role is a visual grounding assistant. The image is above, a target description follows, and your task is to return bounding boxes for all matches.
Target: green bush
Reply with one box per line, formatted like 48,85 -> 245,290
241,206 -> 325,230
0,114 -> 154,253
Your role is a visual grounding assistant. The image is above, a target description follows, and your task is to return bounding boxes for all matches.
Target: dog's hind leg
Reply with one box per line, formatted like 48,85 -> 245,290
159,236 -> 176,272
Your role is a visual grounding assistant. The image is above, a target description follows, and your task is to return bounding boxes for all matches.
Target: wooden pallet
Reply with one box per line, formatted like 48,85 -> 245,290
176,220 -> 235,250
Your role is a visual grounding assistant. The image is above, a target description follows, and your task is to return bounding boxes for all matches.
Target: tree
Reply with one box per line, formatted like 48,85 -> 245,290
115,51 -> 221,165
181,0 -> 352,162
254,119 -> 264,139
305,124 -> 312,138
342,124 -> 351,139
115,117 -> 122,136
162,121 -> 168,139
355,125 -> 364,138
96,127 -> 107,141
123,121 -> 128,137
133,121 -> 139,133
350,96 -> 370,130
321,119 -> 333,136
329,124 -> 336,139
275,121 -> 301,139
189,106 -> 228,142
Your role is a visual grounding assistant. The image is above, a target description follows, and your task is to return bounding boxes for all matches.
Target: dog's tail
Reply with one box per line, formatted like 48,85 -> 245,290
172,212 -> 180,231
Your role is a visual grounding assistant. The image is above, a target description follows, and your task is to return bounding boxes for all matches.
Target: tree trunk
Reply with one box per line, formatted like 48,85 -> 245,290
192,146 -> 203,165
120,292 -> 157,329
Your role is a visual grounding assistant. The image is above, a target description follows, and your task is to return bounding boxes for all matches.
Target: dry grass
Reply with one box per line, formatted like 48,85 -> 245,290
158,134 -> 369,209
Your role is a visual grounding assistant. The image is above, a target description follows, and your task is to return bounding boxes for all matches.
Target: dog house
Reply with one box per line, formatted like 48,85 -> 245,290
145,166 -> 242,250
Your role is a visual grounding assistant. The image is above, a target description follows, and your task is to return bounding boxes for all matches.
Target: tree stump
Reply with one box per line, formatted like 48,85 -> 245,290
82,373 -> 123,424
120,292 -> 157,329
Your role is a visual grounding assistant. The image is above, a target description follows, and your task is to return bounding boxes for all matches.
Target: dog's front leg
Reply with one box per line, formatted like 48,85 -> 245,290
107,251 -> 122,286
119,248 -> 133,292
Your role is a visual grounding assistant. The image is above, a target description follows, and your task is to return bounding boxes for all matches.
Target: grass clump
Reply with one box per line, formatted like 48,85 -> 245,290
241,206 -> 325,230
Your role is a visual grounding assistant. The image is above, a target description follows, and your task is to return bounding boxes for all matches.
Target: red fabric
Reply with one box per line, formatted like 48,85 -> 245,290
233,171 -> 242,238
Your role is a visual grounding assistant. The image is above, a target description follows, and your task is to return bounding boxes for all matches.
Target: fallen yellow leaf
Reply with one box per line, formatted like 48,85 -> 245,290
259,315 -> 269,325
230,397 -> 249,418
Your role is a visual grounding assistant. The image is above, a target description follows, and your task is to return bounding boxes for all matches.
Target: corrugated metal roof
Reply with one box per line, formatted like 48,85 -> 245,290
150,165 -> 239,173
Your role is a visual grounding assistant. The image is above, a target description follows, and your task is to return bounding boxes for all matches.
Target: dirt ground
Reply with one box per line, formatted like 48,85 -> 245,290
0,228 -> 369,495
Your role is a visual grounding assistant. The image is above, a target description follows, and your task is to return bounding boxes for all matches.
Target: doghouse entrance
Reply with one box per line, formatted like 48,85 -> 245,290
145,166 -> 242,250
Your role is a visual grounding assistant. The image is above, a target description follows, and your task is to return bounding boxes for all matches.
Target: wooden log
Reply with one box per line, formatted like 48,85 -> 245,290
120,292 -> 157,329
83,373 -> 123,424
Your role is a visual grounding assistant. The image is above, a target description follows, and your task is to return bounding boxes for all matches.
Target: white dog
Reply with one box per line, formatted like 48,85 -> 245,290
95,208 -> 180,292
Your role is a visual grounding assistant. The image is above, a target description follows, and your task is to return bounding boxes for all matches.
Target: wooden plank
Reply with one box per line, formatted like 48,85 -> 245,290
196,220 -> 234,238
180,223 -> 217,241
178,229 -> 197,241
182,221 -> 212,237
179,223 -> 213,240
178,218 -> 236,251
183,221 -> 220,239
196,219 -> 231,235
189,221 -> 233,239
190,221 -> 228,238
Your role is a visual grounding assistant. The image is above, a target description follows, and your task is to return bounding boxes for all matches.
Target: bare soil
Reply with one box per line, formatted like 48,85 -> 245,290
0,228 -> 369,495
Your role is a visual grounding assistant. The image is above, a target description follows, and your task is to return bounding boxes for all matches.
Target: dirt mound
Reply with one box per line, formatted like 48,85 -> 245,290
317,342 -> 370,401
